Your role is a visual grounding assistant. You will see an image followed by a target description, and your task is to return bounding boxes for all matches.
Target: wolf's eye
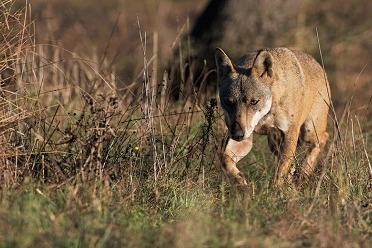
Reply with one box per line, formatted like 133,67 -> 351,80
250,99 -> 259,105
223,98 -> 234,107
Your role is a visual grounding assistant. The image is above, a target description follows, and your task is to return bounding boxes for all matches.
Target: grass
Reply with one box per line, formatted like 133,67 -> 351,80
0,1 -> 371,247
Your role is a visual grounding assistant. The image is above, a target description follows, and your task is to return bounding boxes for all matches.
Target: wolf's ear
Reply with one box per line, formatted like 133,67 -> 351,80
252,50 -> 274,78
215,48 -> 236,80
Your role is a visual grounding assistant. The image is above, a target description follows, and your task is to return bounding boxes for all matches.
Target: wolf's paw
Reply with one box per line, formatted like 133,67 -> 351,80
237,172 -> 248,186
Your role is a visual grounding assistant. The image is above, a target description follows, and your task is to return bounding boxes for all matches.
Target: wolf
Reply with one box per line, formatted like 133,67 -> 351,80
215,47 -> 330,187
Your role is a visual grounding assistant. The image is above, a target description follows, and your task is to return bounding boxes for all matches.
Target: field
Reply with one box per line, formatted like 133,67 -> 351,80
0,0 -> 372,247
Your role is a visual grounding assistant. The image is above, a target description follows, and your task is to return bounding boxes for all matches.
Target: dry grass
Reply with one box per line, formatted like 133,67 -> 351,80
0,1 -> 371,247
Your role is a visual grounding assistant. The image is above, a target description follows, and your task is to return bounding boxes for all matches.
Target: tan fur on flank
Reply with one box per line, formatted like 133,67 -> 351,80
215,47 -> 330,187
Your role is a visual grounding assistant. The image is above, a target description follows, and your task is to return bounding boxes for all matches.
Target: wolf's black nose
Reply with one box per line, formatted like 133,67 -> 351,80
231,122 -> 244,141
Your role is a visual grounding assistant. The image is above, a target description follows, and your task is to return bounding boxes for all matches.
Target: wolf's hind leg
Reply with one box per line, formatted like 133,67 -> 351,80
299,127 -> 329,183
221,136 -> 253,185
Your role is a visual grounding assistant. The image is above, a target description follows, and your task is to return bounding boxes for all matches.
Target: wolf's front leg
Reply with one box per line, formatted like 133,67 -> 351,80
274,127 -> 300,187
221,135 -> 253,185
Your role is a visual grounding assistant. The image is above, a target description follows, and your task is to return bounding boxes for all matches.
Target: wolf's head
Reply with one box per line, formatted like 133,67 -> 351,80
215,48 -> 274,141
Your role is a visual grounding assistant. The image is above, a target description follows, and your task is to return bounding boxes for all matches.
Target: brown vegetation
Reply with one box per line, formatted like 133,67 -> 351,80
0,0 -> 371,247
